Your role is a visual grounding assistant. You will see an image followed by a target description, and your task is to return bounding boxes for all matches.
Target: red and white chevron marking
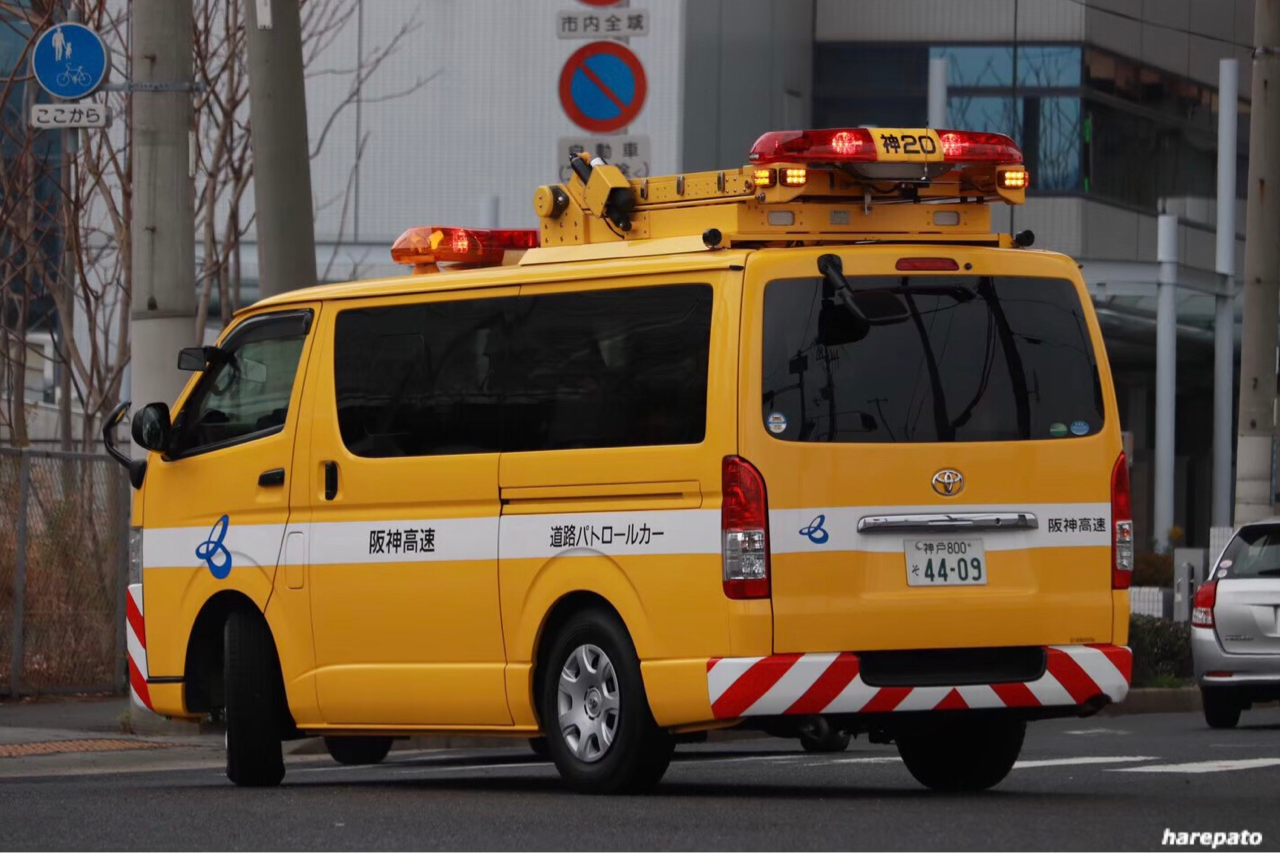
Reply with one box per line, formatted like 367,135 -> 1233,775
125,583 -> 152,711
706,645 -> 1131,719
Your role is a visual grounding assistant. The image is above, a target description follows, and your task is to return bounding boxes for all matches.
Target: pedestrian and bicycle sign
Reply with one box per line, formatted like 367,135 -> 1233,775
558,41 -> 647,134
31,23 -> 109,100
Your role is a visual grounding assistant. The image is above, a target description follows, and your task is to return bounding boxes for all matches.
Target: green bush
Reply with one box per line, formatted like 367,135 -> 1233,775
1129,614 -> 1192,687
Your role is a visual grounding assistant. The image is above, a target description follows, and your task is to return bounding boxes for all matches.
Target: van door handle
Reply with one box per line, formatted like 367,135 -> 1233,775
258,468 -> 286,487
324,461 -> 338,501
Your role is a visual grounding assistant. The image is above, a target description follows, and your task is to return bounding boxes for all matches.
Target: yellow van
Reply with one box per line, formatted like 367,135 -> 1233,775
106,127 -> 1133,794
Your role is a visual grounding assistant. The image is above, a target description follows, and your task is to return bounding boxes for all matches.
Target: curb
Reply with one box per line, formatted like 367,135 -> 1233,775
1101,687 -> 1201,716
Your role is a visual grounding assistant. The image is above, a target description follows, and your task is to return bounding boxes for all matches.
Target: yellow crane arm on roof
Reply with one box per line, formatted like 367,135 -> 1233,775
534,127 -> 1028,250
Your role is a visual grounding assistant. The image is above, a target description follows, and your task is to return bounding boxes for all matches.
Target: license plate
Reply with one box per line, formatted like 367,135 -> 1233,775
905,538 -> 988,586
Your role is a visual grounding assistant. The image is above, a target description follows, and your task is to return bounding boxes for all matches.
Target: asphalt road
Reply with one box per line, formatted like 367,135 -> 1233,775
2,709 -> 1278,851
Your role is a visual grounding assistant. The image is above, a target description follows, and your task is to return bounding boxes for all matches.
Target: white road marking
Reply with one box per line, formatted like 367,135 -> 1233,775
1014,755 -> 1155,769
688,754 -> 807,765
1114,758 -> 1280,774
1064,728 -> 1130,736
803,756 -> 902,767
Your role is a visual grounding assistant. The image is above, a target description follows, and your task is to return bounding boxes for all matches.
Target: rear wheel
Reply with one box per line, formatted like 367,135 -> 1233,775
324,736 -> 393,766
896,718 -> 1025,792
798,718 -> 851,753
1201,687 -> 1242,729
539,608 -> 674,794
223,609 -> 285,787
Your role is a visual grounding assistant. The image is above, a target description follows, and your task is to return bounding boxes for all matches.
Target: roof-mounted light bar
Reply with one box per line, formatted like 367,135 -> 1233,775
391,226 -> 539,267
748,127 -> 1023,167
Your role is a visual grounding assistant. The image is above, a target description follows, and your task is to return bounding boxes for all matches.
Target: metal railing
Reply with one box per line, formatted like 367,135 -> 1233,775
0,449 -> 129,696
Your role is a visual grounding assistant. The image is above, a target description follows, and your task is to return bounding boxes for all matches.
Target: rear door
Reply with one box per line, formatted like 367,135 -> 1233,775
741,246 -> 1122,654
1211,525 -> 1280,655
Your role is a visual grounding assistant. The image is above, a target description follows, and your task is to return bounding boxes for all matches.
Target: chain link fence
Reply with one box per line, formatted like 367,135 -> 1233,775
0,449 -> 129,696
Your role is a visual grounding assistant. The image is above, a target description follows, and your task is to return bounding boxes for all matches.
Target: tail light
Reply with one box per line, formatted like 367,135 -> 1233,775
1112,453 -> 1133,589
722,456 -> 770,599
896,257 -> 959,271
1192,579 -> 1218,628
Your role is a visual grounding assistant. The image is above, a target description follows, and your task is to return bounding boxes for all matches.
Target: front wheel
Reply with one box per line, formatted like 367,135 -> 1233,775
896,718 -> 1025,792
539,608 -> 674,794
324,736 -> 393,766
224,609 -> 285,787
1201,687 -> 1242,729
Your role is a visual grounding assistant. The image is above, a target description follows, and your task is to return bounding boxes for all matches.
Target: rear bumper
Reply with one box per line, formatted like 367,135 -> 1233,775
706,644 -> 1131,719
1192,626 -> 1280,687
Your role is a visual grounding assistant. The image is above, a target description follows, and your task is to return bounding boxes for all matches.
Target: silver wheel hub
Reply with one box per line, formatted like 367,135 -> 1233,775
557,643 -> 619,763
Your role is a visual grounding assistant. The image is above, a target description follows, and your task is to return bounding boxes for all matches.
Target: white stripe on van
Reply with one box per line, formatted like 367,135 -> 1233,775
141,502 -> 1112,571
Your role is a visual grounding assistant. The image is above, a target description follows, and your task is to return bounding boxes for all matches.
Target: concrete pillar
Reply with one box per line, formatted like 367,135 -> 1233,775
1213,58 -> 1239,528
130,0 -> 196,444
245,0 -> 317,298
1155,214 -> 1178,551
927,57 -> 947,128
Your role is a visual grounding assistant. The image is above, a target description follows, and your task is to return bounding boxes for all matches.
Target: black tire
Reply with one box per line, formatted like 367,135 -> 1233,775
799,722 -> 851,753
1202,687 -> 1242,729
324,736 -> 393,766
528,737 -> 550,758
224,609 -> 285,787
539,607 -> 674,794
896,718 -> 1025,792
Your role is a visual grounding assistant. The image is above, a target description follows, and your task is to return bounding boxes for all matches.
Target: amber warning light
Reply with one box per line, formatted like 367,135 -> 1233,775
391,227 -> 539,267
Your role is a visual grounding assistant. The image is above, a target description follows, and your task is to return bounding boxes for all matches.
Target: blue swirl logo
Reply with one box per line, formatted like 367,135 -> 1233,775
799,514 -> 829,544
196,514 -> 232,579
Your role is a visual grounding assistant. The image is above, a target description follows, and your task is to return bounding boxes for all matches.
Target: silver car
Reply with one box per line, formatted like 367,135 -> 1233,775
1192,520 -> 1280,728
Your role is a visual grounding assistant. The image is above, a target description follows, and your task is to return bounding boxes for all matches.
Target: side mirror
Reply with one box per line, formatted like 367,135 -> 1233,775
178,347 -> 209,371
131,402 -> 172,452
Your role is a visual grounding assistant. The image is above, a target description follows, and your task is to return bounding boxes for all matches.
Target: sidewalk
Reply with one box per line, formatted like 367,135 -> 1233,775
0,694 -> 223,779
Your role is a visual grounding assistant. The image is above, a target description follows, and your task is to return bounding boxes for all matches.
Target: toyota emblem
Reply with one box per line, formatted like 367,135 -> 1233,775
932,469 -> 964,497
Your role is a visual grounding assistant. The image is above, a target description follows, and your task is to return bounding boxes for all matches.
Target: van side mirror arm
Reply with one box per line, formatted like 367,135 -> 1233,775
101,400 -> 148,489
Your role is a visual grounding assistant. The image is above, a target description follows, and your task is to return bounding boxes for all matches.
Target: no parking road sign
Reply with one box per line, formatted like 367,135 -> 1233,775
31,22 -> 109,100
559,41 -> 647,134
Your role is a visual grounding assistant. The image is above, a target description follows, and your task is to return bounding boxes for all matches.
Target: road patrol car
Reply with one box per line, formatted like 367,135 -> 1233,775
105,127 -> 1133,794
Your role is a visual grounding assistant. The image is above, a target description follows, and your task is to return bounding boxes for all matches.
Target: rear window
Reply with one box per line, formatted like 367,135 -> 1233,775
762,275 -> 1104,443
1216,527 -> 1280,579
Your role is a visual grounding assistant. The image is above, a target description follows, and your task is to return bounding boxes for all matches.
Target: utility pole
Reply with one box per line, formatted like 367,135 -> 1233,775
1212,58 -> 1238,529
1154,214 -> 1177,551
244,0 -> 317,298
129,0 -> 196,429
1233,0 -> 1280,525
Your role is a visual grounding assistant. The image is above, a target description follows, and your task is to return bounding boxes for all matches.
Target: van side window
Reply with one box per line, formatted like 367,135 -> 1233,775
169,311 -> 311,456
508,284 -> 712,451
334,298 -> 511,458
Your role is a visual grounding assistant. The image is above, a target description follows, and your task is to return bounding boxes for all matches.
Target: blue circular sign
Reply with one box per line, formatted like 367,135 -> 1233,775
559,41 -> 647,134
31,23 -> 109,100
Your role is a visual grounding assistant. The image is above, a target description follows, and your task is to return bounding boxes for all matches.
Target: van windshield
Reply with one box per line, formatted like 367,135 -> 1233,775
761,275 -> 1104,443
